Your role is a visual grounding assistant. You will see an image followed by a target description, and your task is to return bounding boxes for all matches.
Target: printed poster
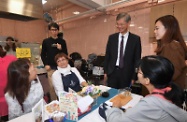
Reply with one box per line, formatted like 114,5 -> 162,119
32,99 -> 46,122
16,48 -> 31,58
58,92 -> 78,121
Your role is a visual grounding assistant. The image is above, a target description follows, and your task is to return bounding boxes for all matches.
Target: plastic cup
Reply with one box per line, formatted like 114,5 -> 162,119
52,111 -> 66,122
92,97 -> 98,106
118,87 -> 132,97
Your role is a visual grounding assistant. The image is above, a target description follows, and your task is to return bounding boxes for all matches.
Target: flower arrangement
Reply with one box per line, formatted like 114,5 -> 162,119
81,85 -> 101,96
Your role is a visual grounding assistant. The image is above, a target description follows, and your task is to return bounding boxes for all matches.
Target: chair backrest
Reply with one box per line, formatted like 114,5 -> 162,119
92,55 -> 105,67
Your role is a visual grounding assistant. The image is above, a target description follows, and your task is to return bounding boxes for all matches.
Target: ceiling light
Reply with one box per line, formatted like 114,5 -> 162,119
42,0 -> 47,4
104,18 -> 107,22
90,16 -> 96,19
130,24 -> 135,27
158,0 -> 165,3
73,11 -> 80,15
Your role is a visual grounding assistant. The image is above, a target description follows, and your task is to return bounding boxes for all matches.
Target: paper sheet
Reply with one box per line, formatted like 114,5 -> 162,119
78,95 -> 94,113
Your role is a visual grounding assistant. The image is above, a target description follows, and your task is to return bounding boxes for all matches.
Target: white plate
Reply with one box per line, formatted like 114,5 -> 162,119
45,100 -> 60,117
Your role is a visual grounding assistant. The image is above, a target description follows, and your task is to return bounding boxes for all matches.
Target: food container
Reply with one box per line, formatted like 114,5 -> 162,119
52,111 -> 66,122
118,87 -> 132,97
45,101 -> 60,117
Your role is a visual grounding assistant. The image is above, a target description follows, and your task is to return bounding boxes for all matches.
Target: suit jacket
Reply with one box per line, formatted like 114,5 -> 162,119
104,32 -> 141,83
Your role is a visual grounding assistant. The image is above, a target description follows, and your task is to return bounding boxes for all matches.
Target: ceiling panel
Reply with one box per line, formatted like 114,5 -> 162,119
43,0 -> 70,12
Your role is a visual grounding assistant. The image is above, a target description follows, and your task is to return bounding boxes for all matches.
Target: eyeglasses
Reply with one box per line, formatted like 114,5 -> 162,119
116,23 -> 126,27
135,68 -> 143,75
138,71 -> 143,75
50,29 -> 58,31
57,58 -> 67,63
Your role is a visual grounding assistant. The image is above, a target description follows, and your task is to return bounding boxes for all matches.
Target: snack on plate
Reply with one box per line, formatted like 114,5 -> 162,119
45,101 -> 60,115
81,85 -> 101,96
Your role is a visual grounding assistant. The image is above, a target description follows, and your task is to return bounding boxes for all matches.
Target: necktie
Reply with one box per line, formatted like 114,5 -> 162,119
119,36 -> 124,68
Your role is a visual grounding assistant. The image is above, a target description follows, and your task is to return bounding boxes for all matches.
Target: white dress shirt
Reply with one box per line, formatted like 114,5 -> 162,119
116,32 -> 129,66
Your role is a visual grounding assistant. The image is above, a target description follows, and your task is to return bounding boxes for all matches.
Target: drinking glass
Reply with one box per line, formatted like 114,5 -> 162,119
92,96 -> 98,106
118,87 -> 132,97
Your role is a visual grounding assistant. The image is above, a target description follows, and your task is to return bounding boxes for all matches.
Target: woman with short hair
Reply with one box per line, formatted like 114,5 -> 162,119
52,53 -> 88,96
107,55 -> 187,122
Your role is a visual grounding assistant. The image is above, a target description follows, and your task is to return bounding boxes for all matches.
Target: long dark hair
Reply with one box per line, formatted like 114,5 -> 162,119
139,55 -> 184,108
70,52 -> 82,61
0,45 -> 6,57
4,36 -> 16,52
155,15 -> 187,55
5,58 -> 31,112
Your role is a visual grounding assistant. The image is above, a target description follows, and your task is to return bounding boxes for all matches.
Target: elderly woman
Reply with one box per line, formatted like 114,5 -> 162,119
0,45 -> 16,121
52,53 -> 88,96
5,58 -> 44,120
106,55 -> 187,122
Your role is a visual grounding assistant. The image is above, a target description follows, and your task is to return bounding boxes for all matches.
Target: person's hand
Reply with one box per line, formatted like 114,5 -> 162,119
81,81 -> 88,87
131,80 -> 135,85
56,43 -> 62,50
103,74 -> 107,86
45,65 -> 51,71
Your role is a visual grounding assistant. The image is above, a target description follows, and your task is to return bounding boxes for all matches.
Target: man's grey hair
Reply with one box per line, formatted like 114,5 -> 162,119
116,12 -> 131,22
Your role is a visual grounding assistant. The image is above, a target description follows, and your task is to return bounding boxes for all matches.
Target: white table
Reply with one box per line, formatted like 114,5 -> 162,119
8,113 -> 34,122
8,86 -> 143,122
79,93 -> 143,122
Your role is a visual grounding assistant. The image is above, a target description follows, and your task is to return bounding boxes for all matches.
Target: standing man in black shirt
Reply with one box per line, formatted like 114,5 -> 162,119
41,22 -> 68,101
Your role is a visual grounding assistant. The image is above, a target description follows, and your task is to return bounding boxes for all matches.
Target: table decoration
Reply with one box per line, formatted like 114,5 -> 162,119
80,85 -> 101,98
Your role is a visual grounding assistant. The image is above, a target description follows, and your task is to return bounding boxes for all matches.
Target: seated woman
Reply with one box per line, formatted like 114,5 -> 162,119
5,58 -> 44,120
107,55 -> 187,122
0,45 -> 16,121
4,36 -> 17,56
52,53 -> 88,96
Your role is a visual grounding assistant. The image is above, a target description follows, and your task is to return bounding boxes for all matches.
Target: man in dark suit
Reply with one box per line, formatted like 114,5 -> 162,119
104,12 -> 141,89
